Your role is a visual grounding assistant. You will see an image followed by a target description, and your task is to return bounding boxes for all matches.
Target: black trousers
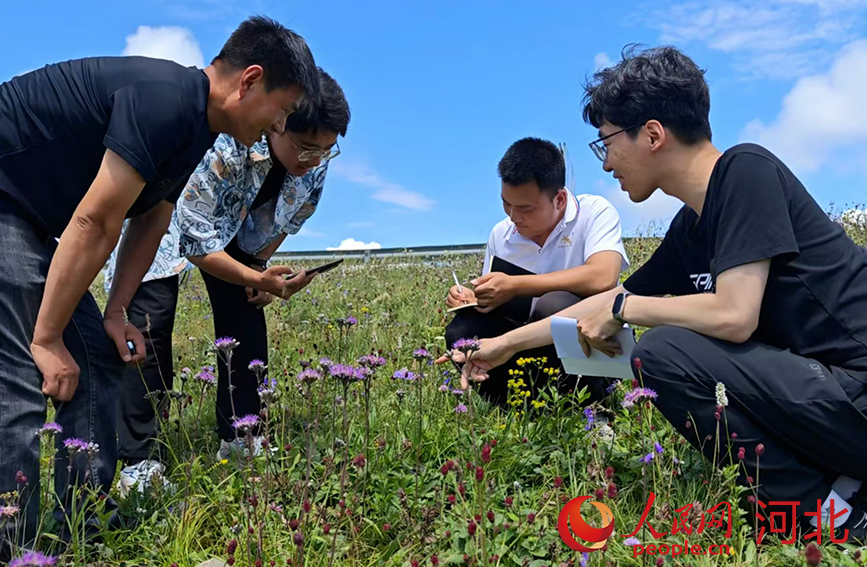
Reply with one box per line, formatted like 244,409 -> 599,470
200,265 -> 268,441
117,275 -> 179,464
118,250 -> 270,460
445,291 -> 610,407
633,326 -> 867,508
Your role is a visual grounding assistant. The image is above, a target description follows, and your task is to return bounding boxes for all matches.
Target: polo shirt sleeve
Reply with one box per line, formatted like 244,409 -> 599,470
582,197 -> 629,270
103,82 -> 192,182
482,227 -> 498,276
177,136 -> 241,257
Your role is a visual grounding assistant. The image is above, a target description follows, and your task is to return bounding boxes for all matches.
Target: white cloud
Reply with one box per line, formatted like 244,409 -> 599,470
330,161 -> 435,211
327,238 -> 382,251
653,0 -> 867,79
596,179 -> 683,235
296,227 -> 324,238
593,52 -> 613,71
122,26 -> 205,68
742,40 -> 867,173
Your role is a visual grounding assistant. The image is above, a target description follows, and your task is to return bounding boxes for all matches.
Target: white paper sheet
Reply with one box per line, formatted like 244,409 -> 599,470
550,316 -> 636,380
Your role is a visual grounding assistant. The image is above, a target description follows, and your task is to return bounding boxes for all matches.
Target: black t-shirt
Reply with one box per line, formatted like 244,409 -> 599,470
625,143 -> 867,382
0,56 -> 217,237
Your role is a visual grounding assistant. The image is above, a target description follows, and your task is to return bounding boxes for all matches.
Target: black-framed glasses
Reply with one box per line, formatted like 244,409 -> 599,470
288,135 -> 341,162
588,123 -> 643,162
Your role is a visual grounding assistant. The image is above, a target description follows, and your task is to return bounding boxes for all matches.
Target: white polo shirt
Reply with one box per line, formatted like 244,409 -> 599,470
483,191 -> 629,276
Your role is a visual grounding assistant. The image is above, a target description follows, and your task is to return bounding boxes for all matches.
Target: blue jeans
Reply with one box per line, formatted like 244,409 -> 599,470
0,208 -> 122,550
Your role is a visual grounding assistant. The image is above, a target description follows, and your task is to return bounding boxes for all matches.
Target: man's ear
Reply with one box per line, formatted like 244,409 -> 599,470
239,65 -> 265,98
645,119 -> 667,153
554,187 -> 568,210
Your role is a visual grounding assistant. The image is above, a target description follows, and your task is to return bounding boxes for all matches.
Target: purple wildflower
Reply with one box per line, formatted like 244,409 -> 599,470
195,368 -> 216,385
606,380 -> 621,394
641,453 -> 655,464
0,505 -> 20,517
579,553 -> 589,567
297,369 -> 322,384
319,357 -> 333,369
248,359 -> 267,375
63,438 -> 89,456
337,316 -> 357,327
438,384 -> 449,393
413,348 -> 430,360
451,338 -> 481,353
36,422 -> 62,438
214,336 -> 239,353
654,442 -> 664,454
450,388 -> 465,396
357,354 -> 386,369
584,408 -> 595,431
329,364 -> 365,382
232,414 -> 260,433
622,387 -> 658,409
623,537 -> 641,547
392,368 -> 417,381
9,551 -> 57,567
454,403 -> 468,414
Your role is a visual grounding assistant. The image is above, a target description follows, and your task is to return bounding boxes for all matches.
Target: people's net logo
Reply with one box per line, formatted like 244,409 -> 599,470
558,496 -> 615,552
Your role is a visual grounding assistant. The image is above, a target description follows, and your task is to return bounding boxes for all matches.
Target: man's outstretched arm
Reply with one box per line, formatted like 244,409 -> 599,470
32,149 -> 146,401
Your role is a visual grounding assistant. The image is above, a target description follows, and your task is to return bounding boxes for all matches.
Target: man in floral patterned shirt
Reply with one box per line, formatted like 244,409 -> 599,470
105,69 -> 350,493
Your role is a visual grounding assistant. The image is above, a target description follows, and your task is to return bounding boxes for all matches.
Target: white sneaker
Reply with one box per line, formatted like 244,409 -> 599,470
117,460 -> 166,497
217,436 -> 264,461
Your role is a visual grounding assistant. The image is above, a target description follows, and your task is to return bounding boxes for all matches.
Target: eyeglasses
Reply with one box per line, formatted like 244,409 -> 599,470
288,135 -> 341,162
588,124 -> 643,162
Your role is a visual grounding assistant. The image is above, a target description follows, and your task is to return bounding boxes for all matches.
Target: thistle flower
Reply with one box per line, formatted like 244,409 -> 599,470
329,364 -> 365,382
438,384 -> 449,393
232,414 -> 260,433
451,338 -> 481,354
36,422 -> 62,438
413,348 -> 430,360
0,505 -> 20,517
215,336 -> 240,353
195,367 -> 216,385
451,388 -> 464,396
715,382 -> 729,408
63,438 -> 89,457
9,552 -> 57,567
297,369 -> 322,384
623,537 -> 640,547
319,357 -> 333,369
358,354 -> 386,369
454,403 -> 468,414
622,387 -> 658,409
336,316 -> 357,328
392,368 -> 417,381
248,359 -> 267,378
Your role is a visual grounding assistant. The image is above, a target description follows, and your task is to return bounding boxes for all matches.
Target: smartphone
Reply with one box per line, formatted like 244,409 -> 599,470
305,258 -> 344,276
126,340 -> 137,356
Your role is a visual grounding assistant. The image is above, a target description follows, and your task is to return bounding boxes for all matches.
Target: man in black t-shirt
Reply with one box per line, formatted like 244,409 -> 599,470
446,46 -> 867,542
0,16 -> 319,550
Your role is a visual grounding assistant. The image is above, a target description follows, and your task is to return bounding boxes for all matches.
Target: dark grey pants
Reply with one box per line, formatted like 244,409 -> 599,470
0,208 -> 122,551
633,326 -> 867,508
117,276 -> 179,464
445,291 -> 610,407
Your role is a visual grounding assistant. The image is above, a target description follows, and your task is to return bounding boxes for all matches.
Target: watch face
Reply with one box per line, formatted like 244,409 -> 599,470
613,294 -> 624,314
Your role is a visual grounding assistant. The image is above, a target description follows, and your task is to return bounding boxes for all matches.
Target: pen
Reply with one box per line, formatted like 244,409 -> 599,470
452,270 -> 463,294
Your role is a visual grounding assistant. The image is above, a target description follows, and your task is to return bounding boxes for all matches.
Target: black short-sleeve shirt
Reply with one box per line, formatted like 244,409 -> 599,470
624,143 -> 867,381
0,56 -> 217,236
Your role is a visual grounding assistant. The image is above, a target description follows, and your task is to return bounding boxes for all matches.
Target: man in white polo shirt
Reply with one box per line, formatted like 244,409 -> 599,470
445,137 -> 629,406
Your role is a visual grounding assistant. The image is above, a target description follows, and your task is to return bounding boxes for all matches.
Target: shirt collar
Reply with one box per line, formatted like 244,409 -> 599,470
249,135 -> 271,163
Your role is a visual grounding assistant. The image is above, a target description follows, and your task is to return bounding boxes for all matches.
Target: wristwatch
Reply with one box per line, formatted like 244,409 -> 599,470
612,292 -> 633,323
251,258 -> 268,270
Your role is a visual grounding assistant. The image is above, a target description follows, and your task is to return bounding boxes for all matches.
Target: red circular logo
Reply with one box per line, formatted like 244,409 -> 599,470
558,496 -> 615,552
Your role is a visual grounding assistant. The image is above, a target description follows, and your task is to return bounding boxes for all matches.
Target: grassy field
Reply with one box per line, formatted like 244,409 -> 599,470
9,208 -> 867,567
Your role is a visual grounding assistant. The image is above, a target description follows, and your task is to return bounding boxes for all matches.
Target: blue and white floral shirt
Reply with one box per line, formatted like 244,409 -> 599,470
105,133 -> 326,289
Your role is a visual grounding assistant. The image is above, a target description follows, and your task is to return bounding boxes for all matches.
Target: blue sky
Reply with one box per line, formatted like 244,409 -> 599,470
2,0 -> 866,251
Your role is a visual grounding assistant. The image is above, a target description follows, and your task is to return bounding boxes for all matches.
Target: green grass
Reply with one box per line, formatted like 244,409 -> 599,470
10,208 -> 867,567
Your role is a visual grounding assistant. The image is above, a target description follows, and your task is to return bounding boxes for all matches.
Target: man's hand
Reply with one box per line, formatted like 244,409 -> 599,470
259,265 -> 317,299
575,301 -> 624,358
247,263 -> 274,308
472,273 -> 516,313
446,285 -> 477,308
104,309 -> 146,363
435,337 -> 516,390
31,337 -> 80,402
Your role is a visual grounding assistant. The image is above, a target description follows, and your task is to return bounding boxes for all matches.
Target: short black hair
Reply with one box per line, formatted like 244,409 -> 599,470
498,138 -> 566,196
214,16 -> 319,103
582,45 -> 712,145
286,69 -> 351,137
